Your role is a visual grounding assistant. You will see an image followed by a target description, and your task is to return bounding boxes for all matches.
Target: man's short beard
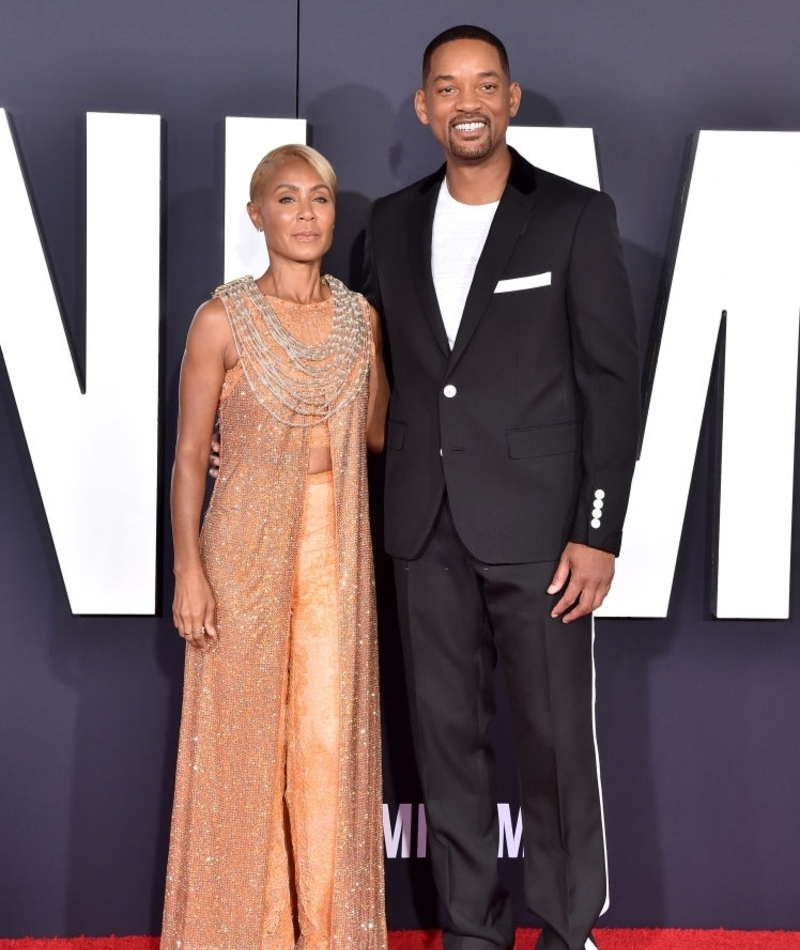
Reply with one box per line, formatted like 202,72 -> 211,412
448,130 -> 493,161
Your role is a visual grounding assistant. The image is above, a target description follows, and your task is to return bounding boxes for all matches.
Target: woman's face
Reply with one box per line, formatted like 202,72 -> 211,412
247,158 -> 335,267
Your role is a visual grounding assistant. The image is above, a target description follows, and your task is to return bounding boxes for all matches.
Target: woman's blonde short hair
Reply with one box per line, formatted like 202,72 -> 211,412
249,144 -> 337,202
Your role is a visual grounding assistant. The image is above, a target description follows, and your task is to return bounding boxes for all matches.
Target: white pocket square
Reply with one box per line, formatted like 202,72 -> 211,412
494,272 -> 552,293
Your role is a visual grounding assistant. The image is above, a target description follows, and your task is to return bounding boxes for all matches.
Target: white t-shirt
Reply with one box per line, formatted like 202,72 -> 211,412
431,179 -> 499,349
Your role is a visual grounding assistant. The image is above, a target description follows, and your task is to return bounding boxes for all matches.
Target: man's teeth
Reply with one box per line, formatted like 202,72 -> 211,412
455,122 -> 485,131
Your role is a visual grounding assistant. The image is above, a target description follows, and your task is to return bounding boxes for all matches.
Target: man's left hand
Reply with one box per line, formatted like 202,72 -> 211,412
547,542 -> 615,623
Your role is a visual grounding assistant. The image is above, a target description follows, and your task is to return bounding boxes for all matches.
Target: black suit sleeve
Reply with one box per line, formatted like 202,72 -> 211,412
360,201 -> 394,384
566,191 -> 641,555
361,203 -> 383,314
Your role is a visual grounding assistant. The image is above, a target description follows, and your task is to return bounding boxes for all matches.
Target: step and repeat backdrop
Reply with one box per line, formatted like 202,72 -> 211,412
2,0 -> 800,937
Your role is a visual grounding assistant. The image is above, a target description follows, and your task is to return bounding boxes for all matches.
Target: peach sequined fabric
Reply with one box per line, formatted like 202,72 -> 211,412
161,278 -> 386,950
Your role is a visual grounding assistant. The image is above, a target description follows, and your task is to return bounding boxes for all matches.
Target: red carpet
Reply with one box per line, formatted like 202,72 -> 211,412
388,930 -> 800,949
2,931 -> 800,950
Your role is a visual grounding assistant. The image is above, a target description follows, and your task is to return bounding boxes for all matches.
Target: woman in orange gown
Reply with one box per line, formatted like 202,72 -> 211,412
161,144 -> 389,950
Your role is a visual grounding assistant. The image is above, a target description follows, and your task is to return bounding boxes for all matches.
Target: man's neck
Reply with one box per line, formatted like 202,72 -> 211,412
444,144 -> 512,205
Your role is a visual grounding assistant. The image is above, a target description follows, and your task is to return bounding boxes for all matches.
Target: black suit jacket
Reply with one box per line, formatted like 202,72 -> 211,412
363,147 -> 641,564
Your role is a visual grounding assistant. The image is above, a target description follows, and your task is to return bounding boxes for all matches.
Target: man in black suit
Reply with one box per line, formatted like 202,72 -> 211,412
363,25 -> 641,950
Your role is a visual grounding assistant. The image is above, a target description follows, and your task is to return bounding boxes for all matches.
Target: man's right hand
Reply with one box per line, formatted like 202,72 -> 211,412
209,434 -> 220,478
547,541 -> 615,623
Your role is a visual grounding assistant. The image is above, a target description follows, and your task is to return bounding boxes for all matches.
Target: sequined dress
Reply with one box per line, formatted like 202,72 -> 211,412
161,276 -> 386,950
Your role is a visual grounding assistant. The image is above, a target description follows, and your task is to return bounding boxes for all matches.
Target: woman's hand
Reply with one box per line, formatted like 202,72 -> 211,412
173,567 -> 218,652
171,296 -> 236,654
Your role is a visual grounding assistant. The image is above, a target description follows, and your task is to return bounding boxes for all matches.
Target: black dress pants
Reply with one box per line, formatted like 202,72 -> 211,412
393,500 -> 606,950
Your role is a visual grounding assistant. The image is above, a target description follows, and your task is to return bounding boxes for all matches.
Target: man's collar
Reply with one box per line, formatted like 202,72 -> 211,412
505,145 -> 539,196
422,145 -> 538,198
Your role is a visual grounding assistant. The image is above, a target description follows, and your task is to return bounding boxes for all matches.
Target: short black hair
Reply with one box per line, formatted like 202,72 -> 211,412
422,25 -> 510,82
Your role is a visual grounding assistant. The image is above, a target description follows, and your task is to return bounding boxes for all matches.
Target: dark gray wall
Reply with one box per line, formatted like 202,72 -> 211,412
2,0 -> 800,936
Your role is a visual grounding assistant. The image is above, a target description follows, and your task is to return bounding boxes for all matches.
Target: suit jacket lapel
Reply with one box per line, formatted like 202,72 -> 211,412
409,166 -> 451,356
448,149 -> 539,370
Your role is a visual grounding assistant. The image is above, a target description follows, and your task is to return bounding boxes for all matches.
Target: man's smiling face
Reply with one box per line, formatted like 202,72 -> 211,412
415,38 -> 521,164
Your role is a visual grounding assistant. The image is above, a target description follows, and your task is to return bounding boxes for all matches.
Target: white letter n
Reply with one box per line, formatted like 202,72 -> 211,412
0,110 -> 161,614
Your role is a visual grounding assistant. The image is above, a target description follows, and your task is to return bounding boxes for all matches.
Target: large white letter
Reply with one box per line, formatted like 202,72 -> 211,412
602,131 -> 800,619
0,110 -> 161,614
507,126 -> 600,189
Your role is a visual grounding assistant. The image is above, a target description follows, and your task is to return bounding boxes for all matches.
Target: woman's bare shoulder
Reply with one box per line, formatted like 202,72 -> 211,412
187,296 -> 232,345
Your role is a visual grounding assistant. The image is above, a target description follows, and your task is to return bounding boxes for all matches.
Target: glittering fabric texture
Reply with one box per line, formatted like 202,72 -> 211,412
161,279 -> 386,950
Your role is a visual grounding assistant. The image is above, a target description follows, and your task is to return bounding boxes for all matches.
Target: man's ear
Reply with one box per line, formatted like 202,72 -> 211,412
509,81 -> 522,119
414,88 -> 430,126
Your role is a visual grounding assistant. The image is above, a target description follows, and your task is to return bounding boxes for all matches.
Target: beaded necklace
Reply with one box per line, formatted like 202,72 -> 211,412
217,275 -> 369,427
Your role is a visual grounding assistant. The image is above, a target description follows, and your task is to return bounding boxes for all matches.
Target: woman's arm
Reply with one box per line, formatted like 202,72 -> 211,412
171,298 -> 236,650
366,304 -> 389,452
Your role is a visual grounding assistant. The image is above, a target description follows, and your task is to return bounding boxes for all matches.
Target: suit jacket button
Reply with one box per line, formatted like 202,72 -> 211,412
443,384 -> 457,398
